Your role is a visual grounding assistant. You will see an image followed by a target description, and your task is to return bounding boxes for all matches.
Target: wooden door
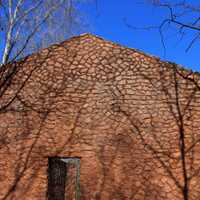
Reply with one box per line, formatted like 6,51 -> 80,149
47,157 -> 80,200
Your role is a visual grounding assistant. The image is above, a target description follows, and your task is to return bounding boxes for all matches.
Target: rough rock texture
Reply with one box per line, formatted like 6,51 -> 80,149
0,33 -> 200,200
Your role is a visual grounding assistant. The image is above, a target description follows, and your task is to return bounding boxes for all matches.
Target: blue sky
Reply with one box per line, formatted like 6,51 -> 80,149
82,0 -> 200,72
1,1 -> 199,71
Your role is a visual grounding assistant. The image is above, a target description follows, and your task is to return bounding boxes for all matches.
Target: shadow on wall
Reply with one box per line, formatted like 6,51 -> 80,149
0,35 -> 200,200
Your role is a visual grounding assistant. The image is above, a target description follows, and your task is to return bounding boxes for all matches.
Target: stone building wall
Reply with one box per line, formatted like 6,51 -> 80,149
0,34 -> 200,199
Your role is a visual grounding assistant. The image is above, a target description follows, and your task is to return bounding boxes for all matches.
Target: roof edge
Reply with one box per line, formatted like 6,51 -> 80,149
3,33 -> 200,76
77,33 -> 199,75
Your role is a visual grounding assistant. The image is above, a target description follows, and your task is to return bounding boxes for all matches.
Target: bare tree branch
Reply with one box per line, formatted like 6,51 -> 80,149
0,0 -> 91,65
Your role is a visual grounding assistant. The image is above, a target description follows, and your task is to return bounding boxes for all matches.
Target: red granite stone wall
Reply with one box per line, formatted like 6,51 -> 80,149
0,34 -> 200,200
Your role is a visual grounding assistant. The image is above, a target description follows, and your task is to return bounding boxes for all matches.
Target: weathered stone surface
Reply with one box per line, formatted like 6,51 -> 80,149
0,33 -> 200,199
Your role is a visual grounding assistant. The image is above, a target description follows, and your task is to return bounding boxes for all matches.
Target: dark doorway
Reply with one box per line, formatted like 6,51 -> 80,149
47,157 -> 80,200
